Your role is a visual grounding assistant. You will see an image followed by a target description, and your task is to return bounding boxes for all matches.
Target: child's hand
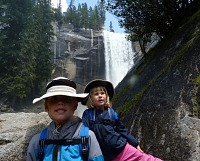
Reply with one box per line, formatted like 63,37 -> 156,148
137,145 -> 144,153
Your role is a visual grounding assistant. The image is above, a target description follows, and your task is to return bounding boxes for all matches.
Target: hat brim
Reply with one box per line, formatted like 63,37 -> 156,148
33,92 -> 88,104
81,79 -> 114,105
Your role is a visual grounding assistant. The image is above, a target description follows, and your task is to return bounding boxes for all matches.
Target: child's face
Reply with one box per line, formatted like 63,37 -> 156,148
45,95 -> 78,125
90,87 -> 107,109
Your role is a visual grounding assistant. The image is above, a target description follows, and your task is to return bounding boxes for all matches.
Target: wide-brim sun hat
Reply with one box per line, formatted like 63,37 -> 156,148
33,77 -> 88,104
81,79 -> 114,105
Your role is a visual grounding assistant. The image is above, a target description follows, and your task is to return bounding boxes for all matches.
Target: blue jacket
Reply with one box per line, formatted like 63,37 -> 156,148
82,108 -> 139,161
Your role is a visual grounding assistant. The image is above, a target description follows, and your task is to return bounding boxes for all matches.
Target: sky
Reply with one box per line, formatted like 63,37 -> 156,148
51,0 -> 125,33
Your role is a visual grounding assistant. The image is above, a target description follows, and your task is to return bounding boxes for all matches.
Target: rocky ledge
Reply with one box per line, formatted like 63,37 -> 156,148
0,112 -> 51,161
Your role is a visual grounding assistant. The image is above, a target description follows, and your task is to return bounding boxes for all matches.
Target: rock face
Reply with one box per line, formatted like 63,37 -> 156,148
51,24 -> 105,88
114,12 -> 200,161
0,112 -> 50,161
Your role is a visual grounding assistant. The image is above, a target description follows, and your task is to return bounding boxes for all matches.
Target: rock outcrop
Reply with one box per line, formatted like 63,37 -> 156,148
51,24 -> 105,87
114,11 -> 200,161
0,112 -> 50,161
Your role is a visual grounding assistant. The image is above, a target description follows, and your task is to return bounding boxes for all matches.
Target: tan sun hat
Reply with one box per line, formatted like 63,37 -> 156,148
81,79 -> 114,105
33,77 -> 88,104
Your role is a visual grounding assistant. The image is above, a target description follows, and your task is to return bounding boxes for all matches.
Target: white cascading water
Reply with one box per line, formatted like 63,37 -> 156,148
103,30 -> 135,87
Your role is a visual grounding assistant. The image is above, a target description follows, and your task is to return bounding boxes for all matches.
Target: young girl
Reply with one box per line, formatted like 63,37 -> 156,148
81,79 -> 163,161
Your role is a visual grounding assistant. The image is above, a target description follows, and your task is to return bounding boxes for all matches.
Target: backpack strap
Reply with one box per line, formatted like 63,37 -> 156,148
37,126 -> 89,161
87,108 -> 96,124
108,108 -> 115,120
38,128 -> 48,161
79,124 -> 89,161
39,138 -> 88,145
108,108 -> 118,124
87,108 -> 118,125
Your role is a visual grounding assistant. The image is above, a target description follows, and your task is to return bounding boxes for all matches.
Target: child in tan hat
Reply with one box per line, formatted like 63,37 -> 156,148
26,77 -> 104,161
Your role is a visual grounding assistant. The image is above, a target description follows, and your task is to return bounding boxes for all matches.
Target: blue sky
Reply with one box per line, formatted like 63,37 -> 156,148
52,0 -> 125,33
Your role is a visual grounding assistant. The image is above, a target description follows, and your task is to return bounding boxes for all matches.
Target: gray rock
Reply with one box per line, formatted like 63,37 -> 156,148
0,112 -> 50,161
114,12 -> 200,161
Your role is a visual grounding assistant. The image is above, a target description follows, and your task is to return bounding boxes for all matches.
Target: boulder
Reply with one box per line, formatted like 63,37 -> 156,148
0,112 -> 50,161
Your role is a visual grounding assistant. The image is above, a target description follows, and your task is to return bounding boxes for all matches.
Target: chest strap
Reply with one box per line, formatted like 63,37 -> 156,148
38,138 -> 89,161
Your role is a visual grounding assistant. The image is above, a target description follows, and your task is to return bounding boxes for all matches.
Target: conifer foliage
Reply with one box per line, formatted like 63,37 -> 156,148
64,1 -> 106,30
0,0 -> 54,107
103,0 -> 200,55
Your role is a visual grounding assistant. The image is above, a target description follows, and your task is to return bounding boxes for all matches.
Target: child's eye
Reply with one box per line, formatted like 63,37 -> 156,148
49,97 -> 57,103
47,96 -> 74,104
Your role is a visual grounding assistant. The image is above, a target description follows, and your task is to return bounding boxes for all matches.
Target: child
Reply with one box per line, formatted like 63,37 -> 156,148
81,79 -> 163,161
26,77 -> 104,161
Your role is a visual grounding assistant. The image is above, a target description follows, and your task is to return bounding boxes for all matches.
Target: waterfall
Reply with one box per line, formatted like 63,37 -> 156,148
103,30 -> 135,87
91,29 -> 93,47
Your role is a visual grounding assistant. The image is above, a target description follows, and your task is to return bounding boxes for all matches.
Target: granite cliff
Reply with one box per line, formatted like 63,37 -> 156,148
51,24 -> 106,88
113,10 -> 200,161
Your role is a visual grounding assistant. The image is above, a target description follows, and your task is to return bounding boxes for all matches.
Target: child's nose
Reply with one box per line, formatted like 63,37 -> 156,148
57,100 -> 65,105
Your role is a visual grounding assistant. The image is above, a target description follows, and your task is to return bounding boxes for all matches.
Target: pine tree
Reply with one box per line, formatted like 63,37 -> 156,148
109,21 -> 114,32
80,3 -> 88,29
0,0 -> 33,106
29,0 -> 54,97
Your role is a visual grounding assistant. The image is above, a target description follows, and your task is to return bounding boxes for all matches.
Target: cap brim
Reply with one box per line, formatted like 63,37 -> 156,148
33,92 -> 88,104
